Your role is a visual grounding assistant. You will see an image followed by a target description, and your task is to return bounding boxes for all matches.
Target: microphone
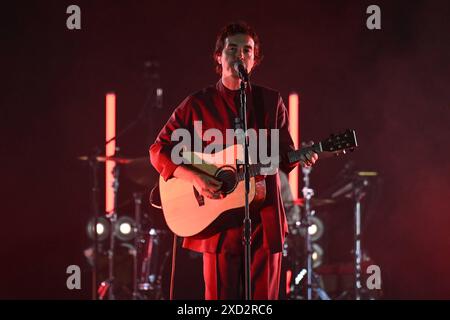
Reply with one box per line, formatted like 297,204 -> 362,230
233,60 -> 249,82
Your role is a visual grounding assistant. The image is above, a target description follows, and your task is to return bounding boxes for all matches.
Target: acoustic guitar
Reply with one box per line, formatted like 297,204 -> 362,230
158,129 -> 358,237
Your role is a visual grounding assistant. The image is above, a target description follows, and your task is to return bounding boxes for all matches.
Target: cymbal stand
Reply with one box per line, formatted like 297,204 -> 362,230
352,176 -> 369,300
88,148 -> 101,300
132,192 -> 143,300
104,160 -> 121,300
301,166 -> 331,300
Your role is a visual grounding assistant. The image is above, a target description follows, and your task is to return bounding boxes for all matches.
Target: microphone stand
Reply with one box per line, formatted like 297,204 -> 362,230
235,77 -> 252,300
105,59 -> 163,147
98,80 -> 160,299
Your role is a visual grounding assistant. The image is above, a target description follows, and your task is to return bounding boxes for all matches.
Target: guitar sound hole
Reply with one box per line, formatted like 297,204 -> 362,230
215,167 -> 237,194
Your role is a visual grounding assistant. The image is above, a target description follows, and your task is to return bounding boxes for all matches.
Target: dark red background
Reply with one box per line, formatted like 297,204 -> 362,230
2,0 -> 449,299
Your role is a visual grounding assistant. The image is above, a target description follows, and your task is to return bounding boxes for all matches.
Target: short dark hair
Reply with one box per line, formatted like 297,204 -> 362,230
213,21 -> 263,75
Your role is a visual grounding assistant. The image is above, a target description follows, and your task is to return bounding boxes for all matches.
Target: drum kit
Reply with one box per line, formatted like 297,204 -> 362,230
80,153 -> 171,300
79,152 -> 379,300
282,165 -> 380,300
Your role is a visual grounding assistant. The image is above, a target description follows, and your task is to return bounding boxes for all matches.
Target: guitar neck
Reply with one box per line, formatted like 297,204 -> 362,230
232,129 -> 357,180
234,143 -> 324,181
286,143 -> 324,164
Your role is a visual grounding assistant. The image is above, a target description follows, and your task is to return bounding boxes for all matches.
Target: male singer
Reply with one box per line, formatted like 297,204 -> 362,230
150,21 -> 318,299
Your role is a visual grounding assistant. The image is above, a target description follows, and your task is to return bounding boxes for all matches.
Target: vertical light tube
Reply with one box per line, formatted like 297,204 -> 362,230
105,92 -> 116,214
288,92 -> 299,200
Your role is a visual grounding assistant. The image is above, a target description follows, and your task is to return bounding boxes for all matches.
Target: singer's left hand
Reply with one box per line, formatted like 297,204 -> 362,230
300,141 -> 319,167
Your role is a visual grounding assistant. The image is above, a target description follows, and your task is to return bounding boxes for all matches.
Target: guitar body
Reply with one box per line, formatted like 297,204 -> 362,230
159,144 -> 266,237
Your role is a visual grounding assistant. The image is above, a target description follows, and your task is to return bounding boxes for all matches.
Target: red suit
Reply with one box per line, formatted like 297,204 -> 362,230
150,80 -> 296,299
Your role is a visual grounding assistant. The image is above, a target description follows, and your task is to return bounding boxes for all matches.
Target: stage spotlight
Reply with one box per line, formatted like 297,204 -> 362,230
299,216 -> 324,241
312,243 -> 324,268
115,216 -> 137,241
87,216 -> 110,241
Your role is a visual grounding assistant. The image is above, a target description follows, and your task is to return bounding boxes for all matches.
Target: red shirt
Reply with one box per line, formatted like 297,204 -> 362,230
150,80 -> 296,253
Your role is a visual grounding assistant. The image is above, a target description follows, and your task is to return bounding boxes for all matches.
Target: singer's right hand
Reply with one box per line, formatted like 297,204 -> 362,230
192,173 -> 224,199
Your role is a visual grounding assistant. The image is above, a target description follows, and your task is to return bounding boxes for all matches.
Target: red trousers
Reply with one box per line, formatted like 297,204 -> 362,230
202,223 -> 282,300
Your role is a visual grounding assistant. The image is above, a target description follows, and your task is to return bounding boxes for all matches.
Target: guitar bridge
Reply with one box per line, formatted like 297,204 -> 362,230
193,186 -> 205,206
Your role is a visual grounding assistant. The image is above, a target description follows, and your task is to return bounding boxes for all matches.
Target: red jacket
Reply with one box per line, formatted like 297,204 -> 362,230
149,80 -> 296,253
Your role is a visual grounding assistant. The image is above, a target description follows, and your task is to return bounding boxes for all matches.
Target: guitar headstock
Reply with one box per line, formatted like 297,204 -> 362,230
321,129 -> 358,155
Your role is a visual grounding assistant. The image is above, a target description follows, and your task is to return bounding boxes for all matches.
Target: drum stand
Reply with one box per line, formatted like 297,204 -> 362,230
352,176 -> 369,300
137,229 -> 168,299
87,149 -> 101,300
132,192 -> 143,300
301,166 -> 331,300
98,161 -> 121,300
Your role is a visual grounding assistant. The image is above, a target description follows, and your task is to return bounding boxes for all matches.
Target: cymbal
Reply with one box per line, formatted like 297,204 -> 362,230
77,155 -> 134,164
286,197 -> 335,207
122,157 -> 158,187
